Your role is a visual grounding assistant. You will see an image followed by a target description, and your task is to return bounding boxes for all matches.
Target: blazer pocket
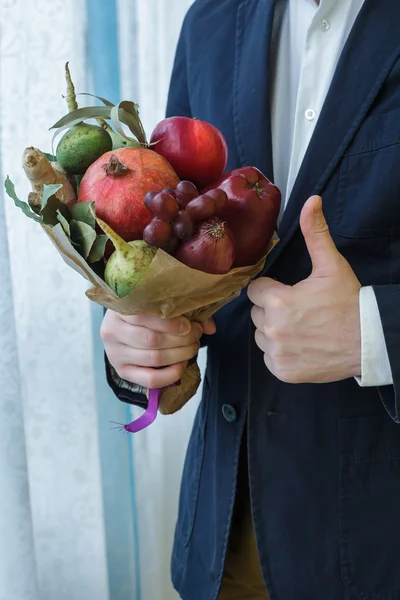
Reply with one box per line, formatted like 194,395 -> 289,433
334,108 -> 400,239
338,412 -> 400,599
176,379 -> 209,546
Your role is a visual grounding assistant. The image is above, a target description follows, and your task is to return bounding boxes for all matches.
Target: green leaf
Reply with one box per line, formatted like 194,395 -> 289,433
4,176 -> 42,222
44,152 -> 56,162
87,234 -> 108,263
77,93 -> 114,106
50,104 -> 148,147
40,194 -> 71,226
41,184 -> 63,209
56,209 -> 71,236
50,106 -> 112,130
70,220 -> 97,259
111,101 -> 147,145
71,201 -> 96,228
110,104 -> 142,145
50,106 -> 114,150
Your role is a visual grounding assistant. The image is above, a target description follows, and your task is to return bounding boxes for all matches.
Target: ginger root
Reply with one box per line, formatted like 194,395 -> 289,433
22,147 -> 77,209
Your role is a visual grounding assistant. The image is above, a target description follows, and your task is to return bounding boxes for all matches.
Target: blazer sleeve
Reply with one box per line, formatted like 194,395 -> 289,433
373,284 -> 400,422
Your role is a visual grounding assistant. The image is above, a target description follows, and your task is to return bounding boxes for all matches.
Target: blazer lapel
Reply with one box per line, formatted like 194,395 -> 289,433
265,0 -> 400,271
233,0 -> 277,181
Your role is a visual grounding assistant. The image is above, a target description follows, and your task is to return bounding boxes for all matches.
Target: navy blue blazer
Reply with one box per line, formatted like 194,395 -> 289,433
110,0 -> 400,598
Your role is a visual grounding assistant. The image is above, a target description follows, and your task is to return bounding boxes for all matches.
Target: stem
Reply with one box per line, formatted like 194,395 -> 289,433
96,118 -> 113,133
102,154 -> 130,177
65,62 -> 78,113
250,181 -> 264,198
94,213 -> 132,255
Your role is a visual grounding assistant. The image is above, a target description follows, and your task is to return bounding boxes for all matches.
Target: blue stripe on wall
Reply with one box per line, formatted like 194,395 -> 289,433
85,1 -> 141,599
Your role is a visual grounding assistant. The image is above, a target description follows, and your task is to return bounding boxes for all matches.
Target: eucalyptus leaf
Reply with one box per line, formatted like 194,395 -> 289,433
77,93 -> 114,106
40,194 -> 71,226
50,106 -> 112,130
56,209 -> 71,236
41,184 -> 63,209
87,234 -> 108,263
70,220 -> 97,259
4,176 -> 42,222
110,104 -> 138,144
119,101 -> 147,145
71,201 -> 96,228
110,102 -> 147,145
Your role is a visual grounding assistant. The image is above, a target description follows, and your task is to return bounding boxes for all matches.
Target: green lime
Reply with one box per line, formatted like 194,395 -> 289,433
56,124 -> 112,175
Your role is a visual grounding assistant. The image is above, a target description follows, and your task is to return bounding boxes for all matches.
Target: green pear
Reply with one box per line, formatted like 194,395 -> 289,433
95,215 -> 156,297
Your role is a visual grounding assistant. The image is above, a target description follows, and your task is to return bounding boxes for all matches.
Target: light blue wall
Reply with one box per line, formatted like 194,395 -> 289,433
85,2 -> 141,598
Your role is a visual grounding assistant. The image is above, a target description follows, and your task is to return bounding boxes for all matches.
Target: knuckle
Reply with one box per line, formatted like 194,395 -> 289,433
262,323 -> 282,341
265,290 -> 287,311
147,349 -> 164,367
100,322 -> 112,343
144,328 -> 162,349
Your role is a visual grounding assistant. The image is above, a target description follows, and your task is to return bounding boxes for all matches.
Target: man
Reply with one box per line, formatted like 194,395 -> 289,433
102,0 -> 400,597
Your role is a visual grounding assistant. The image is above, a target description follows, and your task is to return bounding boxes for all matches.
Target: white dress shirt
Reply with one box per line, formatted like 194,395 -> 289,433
270,0 -> 393,387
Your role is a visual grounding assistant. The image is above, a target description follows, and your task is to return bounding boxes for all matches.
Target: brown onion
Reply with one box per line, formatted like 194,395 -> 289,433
174,217 -> 235,274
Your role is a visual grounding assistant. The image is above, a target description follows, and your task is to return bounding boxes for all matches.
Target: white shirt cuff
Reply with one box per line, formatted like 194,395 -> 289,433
355,286 -> 393,387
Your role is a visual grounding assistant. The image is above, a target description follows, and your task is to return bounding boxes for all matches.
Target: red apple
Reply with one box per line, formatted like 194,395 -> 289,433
204,167 -> 281,267
149,116 -> 228,188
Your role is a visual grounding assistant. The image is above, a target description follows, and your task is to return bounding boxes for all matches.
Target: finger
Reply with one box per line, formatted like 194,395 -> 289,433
299,195 -> 341,277
108,341 -> 201,369
247,277 -> 287,307
250,305 -> 265,331
119,313 -> 192,335
116,361 -> 188,389
254,329 -> 268,354
202,318 -> 216,335
115,321 -> 203,350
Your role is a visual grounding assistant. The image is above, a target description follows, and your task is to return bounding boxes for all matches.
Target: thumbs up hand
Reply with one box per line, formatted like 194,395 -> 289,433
247,196 -> 362,384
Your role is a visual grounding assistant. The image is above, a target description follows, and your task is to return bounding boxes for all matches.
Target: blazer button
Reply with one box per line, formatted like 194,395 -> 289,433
222,404 -> 237,423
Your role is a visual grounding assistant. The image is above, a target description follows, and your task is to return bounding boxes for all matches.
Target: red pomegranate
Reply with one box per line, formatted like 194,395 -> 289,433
78,148 -> 180,240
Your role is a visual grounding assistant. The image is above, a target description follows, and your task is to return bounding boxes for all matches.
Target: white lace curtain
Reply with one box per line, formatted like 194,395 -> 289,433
0,1 -> 196,599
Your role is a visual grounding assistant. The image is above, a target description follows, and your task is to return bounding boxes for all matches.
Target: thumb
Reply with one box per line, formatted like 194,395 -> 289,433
202,318 -> 216,335
300,195 -> 341,277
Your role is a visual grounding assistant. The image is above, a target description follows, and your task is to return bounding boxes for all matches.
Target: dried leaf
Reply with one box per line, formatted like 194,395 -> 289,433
56,209 -> 71,236
70,219 -> 96,259
87,234 -> 108,263
71,201 -> 96,228
4,176 -> 42,222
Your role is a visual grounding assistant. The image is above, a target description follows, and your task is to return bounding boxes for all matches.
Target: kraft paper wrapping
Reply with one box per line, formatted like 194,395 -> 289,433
43,223 -> 274,415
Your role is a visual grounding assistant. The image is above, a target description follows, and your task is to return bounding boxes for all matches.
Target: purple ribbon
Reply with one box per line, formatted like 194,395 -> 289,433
116,357 -> 197,434
123,387 -> 161,433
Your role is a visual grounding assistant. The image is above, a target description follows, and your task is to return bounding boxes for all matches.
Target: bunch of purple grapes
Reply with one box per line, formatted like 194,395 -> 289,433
143,180 -> 228,253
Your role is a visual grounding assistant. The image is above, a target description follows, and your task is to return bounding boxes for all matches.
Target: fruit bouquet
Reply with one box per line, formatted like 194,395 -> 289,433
4,64 -> 281,433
